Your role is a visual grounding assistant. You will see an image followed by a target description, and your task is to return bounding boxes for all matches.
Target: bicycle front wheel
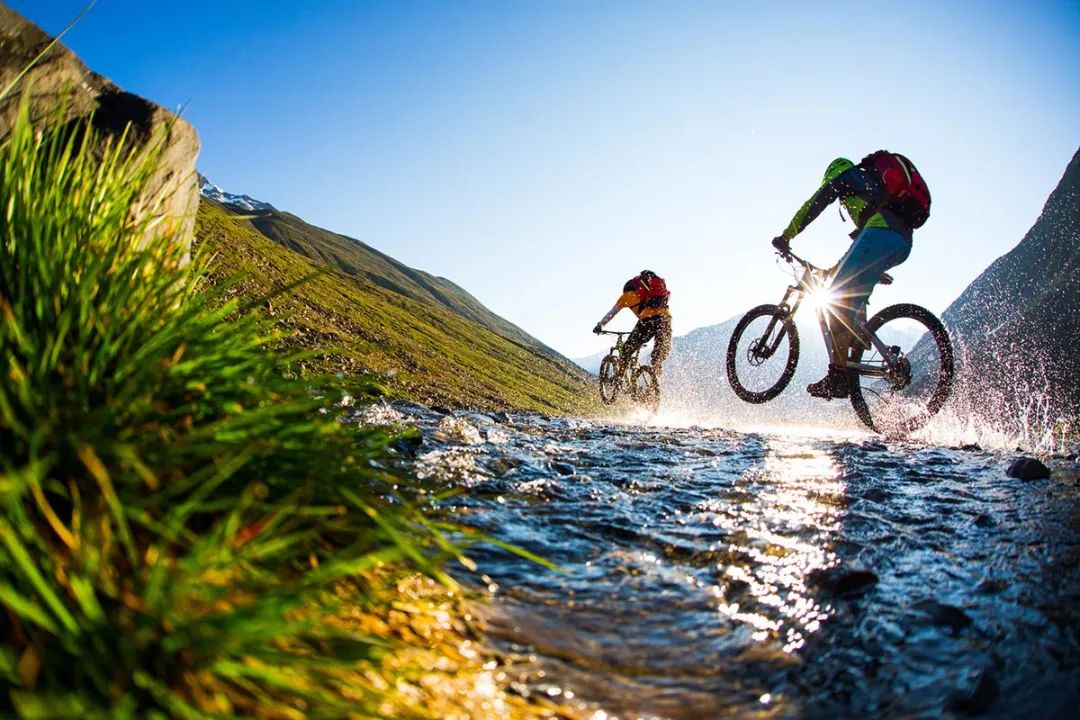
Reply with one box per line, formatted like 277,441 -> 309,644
632,365 -> 660,413
598,354 -> 619,405
849,303 -> 954,435
726,304 -> 800,404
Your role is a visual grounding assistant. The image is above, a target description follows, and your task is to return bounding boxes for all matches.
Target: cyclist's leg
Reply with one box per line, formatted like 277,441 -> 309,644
830,227 -> 912,357
619,320 -> 654,377
650,316 -> 672,376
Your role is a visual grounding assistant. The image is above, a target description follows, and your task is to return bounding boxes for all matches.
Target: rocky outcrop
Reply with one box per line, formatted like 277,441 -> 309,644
937,148 -> 1080,424
0,4 -> 200,255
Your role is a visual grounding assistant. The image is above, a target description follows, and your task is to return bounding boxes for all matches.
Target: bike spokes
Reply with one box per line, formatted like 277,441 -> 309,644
632,366 -> 660,413
849,304 -> 954,435
727,305 -> 800,404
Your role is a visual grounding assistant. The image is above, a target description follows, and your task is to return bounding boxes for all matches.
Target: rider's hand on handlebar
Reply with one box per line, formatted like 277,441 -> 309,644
771,236 -> 793,261
593,323 -> 603,335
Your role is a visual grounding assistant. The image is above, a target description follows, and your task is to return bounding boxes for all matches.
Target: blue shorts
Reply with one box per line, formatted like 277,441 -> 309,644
830,226 -> 911,324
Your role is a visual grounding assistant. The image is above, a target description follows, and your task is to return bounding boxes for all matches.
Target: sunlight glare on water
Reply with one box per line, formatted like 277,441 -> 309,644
714,436 -> 844,655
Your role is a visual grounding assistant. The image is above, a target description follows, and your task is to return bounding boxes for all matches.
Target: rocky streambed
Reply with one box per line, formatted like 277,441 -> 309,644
357,402 -> 1080,719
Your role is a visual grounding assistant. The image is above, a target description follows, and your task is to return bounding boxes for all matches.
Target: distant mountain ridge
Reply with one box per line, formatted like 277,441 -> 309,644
199,174 -> 273,213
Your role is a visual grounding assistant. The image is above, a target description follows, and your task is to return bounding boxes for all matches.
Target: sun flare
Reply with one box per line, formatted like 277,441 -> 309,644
805,285 -> 837,312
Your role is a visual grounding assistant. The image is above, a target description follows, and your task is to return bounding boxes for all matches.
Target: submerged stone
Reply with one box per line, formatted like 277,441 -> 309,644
946,668 -> 998,715
1006,457 -> 1051,480
807,565 -> 879,596
912,598 -> 973,633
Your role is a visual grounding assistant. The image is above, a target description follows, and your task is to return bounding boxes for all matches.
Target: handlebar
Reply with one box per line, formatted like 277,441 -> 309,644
777,248 -> 827,275
597,330 -> 630,337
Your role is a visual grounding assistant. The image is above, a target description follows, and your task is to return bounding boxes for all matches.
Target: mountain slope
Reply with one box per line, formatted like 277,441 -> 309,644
194,199 -> 595,413
237,204 -> 559,356
933,147 -> 1080,421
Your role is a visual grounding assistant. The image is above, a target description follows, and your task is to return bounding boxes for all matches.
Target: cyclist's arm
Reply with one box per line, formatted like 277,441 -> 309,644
781,167 -> 880,240
597,290 -> 640,327
780,178 -> 842,241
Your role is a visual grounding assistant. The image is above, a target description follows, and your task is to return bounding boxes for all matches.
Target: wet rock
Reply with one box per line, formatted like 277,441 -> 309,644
485,457 -> 520,476
959,443 -> 983,452
1006,457 -> 1051,480
391,400 -> 428,414
434,416 -> 483,445
807,565 -> 879,597
945,668 -> 998,715
0,6 -> 199,257
493,411 -> 513,424
552,462 -> 576,476
861,488 -> 890,503
912,599 -> 972,632
357,402 -> 408,428
975,577 -> 1008,595
485,426 -> 510,445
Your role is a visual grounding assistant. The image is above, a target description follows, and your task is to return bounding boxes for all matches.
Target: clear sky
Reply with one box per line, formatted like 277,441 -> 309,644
12,0 -> 1080,358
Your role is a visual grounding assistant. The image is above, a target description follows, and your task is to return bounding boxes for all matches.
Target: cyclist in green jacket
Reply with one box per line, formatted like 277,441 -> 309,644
771,156 -> 916,399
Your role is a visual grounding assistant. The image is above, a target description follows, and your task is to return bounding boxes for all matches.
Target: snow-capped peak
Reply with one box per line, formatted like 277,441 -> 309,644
198,174 -> 274,213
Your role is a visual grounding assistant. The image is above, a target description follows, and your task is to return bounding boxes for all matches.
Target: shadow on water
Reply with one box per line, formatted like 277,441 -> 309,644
363,403 -> 1080,719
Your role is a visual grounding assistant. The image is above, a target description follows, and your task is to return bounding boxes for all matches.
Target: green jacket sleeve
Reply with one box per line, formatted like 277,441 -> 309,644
781,177 -> 842,241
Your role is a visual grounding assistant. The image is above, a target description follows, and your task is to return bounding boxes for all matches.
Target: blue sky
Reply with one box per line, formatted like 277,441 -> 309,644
13,0 -> 1080,358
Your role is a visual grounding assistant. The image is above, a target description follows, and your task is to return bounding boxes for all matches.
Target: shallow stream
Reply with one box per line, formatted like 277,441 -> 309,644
363,404 -> 1080,719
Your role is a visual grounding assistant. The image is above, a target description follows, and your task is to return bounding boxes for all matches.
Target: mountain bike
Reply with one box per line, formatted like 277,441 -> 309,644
597,330 -> 661,412
726,249 -> 953,435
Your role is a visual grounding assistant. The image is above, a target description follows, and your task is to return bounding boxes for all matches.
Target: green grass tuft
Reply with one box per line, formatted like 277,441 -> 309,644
0,101 -> 477,718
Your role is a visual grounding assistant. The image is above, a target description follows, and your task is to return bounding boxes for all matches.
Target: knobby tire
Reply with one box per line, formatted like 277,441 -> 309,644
726,304 -> 800,404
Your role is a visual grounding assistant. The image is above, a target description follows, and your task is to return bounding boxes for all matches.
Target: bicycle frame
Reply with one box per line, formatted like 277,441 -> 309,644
599,330 -> 640,389
773,252 -> 904,379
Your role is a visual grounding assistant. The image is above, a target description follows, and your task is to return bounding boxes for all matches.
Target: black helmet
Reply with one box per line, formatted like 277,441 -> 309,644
623,278 -> 638,292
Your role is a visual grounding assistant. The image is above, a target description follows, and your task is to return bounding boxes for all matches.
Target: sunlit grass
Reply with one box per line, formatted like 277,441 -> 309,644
0,100 -> 499,717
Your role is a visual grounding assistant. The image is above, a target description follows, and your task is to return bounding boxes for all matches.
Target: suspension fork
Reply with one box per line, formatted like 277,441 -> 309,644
757,286 -> 799,355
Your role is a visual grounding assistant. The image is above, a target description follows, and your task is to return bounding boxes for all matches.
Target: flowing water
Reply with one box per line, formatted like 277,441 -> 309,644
362,403 -> 1080,719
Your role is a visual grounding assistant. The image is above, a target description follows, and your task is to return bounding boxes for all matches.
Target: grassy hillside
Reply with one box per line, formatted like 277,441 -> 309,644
195,200 -> 596,414
248,206 -> 559,354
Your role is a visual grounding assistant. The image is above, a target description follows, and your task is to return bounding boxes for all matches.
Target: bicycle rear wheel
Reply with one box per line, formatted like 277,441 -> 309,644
849,303 -> 954,435
598,354 -> 619,405
726,304 -> 800,404
632,365 -> 660,413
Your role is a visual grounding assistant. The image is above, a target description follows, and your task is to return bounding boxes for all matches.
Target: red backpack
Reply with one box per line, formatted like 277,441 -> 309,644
859,150 -> 931,229
633,272 -> 669,309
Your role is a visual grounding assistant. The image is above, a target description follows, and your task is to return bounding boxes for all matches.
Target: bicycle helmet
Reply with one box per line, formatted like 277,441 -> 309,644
822,157 -> 854,185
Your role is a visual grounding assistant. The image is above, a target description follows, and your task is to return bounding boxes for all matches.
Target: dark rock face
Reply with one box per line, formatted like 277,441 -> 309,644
0,4 -> 200,256
933,148 -> 1080,423
1006,457 -> 1051,480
